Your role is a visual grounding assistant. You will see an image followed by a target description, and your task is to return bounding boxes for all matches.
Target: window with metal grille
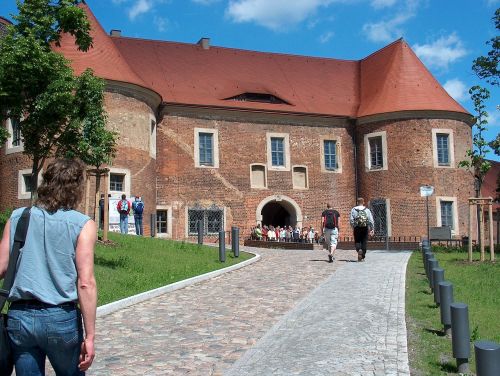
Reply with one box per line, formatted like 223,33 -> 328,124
370,199 -> 387,237
440,201 -> 453,228
324,140 -> 337,170
199,132 -> 213,166
188,206 -> 224,235
156,210 -> 168,234
11,118 -> 21,147
436,133 -> 450,166
369,136 -> 383,169
271,137 -> 285,166
110,174 -> 125,192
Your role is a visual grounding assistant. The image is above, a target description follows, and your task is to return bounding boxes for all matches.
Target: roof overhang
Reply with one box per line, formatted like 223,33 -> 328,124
356,110 -> 475,126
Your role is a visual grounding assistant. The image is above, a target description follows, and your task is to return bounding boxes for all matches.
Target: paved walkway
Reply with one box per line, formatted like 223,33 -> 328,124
46,247 -> 411,375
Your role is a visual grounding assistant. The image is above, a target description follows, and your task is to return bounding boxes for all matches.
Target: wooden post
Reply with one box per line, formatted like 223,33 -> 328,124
469,199 -> 474,262
84,172 -> 91,216
103,171 -> 109,242
488,198 -> 495,261
479,202 -> 485,262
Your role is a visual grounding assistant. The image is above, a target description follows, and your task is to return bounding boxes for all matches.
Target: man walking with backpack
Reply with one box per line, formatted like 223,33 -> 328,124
132,195 -> 145,236
322,203 -> 340,263
350,197 -> 374,262
117,194 -> 131,234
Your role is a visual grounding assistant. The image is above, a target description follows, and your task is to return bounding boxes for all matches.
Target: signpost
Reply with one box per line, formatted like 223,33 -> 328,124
420,185 -> 434,242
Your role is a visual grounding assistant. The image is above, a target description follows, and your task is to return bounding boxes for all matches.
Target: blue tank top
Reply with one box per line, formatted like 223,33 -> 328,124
8,206 -> 90,305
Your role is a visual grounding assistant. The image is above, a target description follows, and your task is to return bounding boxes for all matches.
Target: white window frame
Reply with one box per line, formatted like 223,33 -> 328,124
432,129 -> 455,168
194,128 -> 219,168
266,132 -> 290,171
149,114 -> 157,159
18,169 -> 42,200
155,205 -> 172,238
364,131 -> 388,171
320,137 -> 342,173
108,168 -> 131,198
435,196 -> 458,235
250,163 -> 268,189
292,165 -> 309,190
5,118 -> 24,154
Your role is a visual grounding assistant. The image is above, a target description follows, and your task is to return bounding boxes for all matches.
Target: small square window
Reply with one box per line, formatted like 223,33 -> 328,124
110,174 -> 125,192
156,210 -> 168,234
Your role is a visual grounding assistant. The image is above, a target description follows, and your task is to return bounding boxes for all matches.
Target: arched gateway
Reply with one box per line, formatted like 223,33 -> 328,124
256,195 -> 303,229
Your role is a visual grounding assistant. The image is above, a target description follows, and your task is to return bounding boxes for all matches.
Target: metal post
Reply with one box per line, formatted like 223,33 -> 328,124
432,268 -> 444,305
426,195 -> 430,243
198,220 -> 203,245
232,227 -> 240,257
150,213 -> 156,238
450,303 -> 470,374
424,251 -> 432,273
219,231 -> 226,262
474,340 -> 500,376
427,258 -> 438,290
438,281 -> 453,336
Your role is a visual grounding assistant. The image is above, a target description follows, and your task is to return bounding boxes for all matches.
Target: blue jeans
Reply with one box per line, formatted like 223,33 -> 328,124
7,302 -> 84,376
134,216 -> 143,236
119,214 -> 129,234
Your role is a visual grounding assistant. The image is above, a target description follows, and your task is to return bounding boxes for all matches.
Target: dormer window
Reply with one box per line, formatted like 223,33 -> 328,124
226,92 -> 289,105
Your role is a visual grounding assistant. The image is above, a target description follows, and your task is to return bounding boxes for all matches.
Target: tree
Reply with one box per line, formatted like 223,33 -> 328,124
459,86 -> 492,196
0,0 -> 115,198
472,8 -> 500,86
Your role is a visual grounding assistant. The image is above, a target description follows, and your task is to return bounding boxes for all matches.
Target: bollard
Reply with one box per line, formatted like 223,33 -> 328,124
233,227 -> 240,257
424,251 -> 433,276
197,220 -> 203,245
219,231 -> 226,262
475,340 -> 500,376
438,281 -> 453,335
450,303 -> 470,374
150,213 -> 156,237
427,258 -> 438,290
432,268 -> 444,305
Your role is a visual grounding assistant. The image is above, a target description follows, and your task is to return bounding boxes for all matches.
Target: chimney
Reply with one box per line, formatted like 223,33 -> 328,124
110,29 -> 121,37
197,37 -> 210,50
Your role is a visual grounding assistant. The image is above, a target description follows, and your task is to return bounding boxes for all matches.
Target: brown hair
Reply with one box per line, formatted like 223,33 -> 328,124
357,197 -> 365,205
36,159 -> 86,212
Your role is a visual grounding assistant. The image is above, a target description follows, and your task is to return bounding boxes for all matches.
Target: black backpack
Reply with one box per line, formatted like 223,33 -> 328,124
324,210 -> 338,229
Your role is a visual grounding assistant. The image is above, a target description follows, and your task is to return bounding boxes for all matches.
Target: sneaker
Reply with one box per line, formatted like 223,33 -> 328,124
357,251 -> 363,262
328,254 -> 333,263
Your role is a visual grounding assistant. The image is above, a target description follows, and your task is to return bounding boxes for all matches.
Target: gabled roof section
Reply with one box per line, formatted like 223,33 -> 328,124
357,39 -> 468,118
54,2 -> 153,94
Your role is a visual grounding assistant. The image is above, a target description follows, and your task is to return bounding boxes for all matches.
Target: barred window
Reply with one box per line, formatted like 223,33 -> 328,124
188,206 -> 224,235
436,134 -> 450,166
324,140 -> 337,170
370,199 -> 387,237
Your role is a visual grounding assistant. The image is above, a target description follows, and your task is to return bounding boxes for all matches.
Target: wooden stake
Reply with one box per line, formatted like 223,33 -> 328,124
84,172 -> 90,216
488,199 -> 495,261
103,171 -> 109,242
469,199 -> 474,262
480,203 -> 485,262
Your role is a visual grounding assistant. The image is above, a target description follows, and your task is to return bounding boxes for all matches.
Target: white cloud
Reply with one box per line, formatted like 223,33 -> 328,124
226,0 -> 335,31
319,31 -> 334,43
154,16 -> 169,32
128,0 -> 154,20
487,108 -> 499,126
192,0 -> 221,4
112,0 -> 129,4
443,79 -> 468,102
413,33 -> 467,69
371,0 -> 398,8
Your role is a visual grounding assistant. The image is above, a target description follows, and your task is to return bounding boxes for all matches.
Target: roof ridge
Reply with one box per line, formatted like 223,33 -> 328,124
360,38 -> 405,62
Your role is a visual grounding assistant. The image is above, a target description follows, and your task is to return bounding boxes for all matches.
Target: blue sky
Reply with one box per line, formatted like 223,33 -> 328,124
2,0 -> 500,160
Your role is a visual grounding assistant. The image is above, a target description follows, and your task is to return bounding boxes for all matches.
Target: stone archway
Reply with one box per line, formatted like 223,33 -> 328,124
256,195 -> 303,228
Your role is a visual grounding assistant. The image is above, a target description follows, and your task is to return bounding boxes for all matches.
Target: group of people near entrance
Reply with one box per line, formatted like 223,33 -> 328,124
251,224 -> 321,243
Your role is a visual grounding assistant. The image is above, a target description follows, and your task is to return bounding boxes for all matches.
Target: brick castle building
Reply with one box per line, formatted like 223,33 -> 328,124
1,3 -> 475,240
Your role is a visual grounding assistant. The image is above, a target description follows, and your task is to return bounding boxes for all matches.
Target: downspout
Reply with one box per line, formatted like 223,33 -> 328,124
351,118 -> 359,203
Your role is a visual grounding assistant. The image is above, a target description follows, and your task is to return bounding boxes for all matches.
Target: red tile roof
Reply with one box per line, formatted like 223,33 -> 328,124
54,3 -> 470,119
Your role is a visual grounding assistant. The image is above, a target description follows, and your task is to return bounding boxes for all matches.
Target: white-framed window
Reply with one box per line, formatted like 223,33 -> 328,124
156,205 -> 172,238
321,137 -> 342,173
108,168 -> 131,197
194,128 -> 219,168
18,169 -> 42,200
266,132 -> 290,171
292,165 -> 308,189
432,129 -> 455,168
435,196 -> 458,234
364,131 -> 388,171
5,118 -> 24,154
150,115 -> 157,159
250,164 -> 267,189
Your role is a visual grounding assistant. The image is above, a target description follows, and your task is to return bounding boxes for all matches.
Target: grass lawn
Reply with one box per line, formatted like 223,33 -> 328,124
406,249 -> 499,375
94,232 -> 253,306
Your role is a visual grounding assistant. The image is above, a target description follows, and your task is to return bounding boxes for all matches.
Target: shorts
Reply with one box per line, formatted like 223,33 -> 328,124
324,228 -> 339,249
